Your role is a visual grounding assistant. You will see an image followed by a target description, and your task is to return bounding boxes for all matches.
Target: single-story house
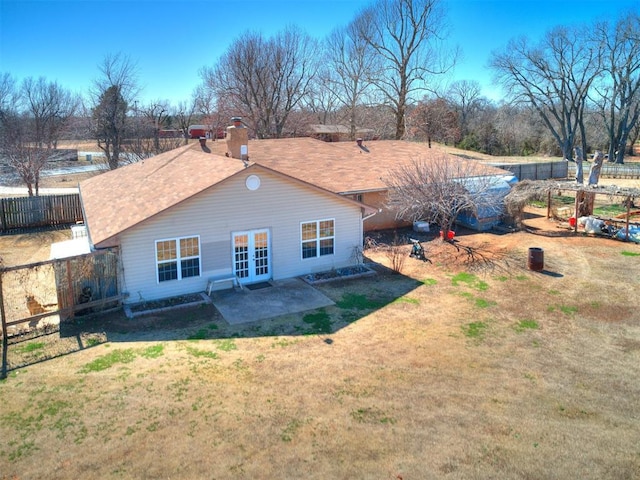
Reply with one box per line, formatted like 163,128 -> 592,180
79,123 -> 512,303
79,126 -> 376,303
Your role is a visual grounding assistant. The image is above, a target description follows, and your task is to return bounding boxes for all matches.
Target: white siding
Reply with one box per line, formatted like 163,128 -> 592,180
119,167 -> 363,303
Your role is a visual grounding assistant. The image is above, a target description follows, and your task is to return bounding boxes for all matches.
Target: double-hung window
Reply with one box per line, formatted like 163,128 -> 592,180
301,219 -> 334,259
156,236 -> 201,282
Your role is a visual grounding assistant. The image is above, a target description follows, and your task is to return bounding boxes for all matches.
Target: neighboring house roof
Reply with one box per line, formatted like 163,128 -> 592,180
205,137 -> 509,195
308,124 -> 374,135
80,141 -> 377,248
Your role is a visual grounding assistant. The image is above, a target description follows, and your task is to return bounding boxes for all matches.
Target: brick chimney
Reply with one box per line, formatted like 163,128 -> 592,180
226,117 -> 248,160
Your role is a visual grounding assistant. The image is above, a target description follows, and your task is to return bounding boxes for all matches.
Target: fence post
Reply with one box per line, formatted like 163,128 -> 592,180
625,196 -> 631,241
66,259 -> 75,321
0,270 -> 8,379
0,198 -> 6,234
574,192 -> 580,233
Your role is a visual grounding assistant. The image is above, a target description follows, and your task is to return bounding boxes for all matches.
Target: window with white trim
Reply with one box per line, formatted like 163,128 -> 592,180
156,236 -> 201,282
301,219 -> 334,259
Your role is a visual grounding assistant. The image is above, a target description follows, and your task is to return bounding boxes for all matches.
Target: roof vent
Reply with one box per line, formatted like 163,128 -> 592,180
356,138 -> 369,153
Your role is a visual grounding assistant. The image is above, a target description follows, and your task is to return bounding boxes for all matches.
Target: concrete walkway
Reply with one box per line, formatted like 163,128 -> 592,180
210,278 -> 335,325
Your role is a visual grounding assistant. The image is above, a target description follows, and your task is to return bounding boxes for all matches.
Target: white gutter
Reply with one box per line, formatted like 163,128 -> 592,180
363,208 -> 381,221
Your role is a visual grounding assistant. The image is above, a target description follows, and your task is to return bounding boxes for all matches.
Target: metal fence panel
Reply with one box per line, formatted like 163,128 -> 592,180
567,162 -> 640,179
488,162 -> 568,181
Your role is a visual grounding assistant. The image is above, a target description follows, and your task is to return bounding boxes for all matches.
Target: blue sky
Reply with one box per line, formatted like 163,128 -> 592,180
0,0 -> 637,106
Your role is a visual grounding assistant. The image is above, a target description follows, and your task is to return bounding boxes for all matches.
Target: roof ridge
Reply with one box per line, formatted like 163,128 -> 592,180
142,143 -> 195,178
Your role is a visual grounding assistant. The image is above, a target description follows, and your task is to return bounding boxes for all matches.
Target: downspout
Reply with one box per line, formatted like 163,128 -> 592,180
362,209 -> 381,222
77,183 -> 94,251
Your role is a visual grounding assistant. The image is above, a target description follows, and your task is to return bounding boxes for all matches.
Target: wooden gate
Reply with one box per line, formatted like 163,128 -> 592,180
0,248 -> 122,366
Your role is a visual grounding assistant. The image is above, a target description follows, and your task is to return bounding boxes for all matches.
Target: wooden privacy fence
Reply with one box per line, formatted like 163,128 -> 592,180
0,194 -> 83,233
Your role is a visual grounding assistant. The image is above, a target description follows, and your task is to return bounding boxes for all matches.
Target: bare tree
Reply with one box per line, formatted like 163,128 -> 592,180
21,76 -> 80,149
173,97 -> 197,144
0,73 -> 16,107
201,26 -> 319,139
456,99 -> 498,154
91,53 -> 139,169
321,18 -> 378,139
304,71 -> 341,126
355,104 -> 397,139
191,84 -> 231,140
384,155 -> 505,239
357,0 -> 456,140
0,72 -> 18,143
491,26 -> 600,161
406,97 -> 460,146
139,100 -> 170,152
4,140 -> 50,196
592,13 -> 640,164
493,103 -> 550,156
0,89 -> 48,195
193,83 -> 216,118
446,80 -> 483,139
0,74 -> 79,195
122,100 -> 183,163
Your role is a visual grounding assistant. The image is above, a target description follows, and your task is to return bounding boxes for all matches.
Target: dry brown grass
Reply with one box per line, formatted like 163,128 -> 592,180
1,218 -> 639,479
0,229 -> 70,266
56,140 -> 102,151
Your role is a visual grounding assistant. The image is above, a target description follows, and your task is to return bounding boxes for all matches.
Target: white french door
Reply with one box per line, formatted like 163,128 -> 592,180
232,229 -> 271,284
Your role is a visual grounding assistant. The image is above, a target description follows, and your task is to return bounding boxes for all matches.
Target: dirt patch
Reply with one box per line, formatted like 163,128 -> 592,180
39,169 -> 100,189
0,229 -> 71,267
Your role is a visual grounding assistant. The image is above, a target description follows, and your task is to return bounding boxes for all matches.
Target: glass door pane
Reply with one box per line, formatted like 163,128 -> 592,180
233,230 -> 270,283
233,233 -> 249,279
253,231 -> 269,277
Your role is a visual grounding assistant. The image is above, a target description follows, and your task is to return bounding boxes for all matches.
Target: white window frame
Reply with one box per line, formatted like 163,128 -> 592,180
301,219 -> 335,260
155,235 -> 201,283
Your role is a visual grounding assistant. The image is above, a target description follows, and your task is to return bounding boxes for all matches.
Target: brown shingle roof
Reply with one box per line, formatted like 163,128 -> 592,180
81,137 -> 509,247
207,137 -> 509,194
80,143 -> 248,247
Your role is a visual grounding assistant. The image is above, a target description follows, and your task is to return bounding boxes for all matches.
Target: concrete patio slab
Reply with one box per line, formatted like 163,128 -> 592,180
209,278 -> 335,325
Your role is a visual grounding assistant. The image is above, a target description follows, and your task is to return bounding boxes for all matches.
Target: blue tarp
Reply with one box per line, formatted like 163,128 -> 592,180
455,175 -> 516,231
